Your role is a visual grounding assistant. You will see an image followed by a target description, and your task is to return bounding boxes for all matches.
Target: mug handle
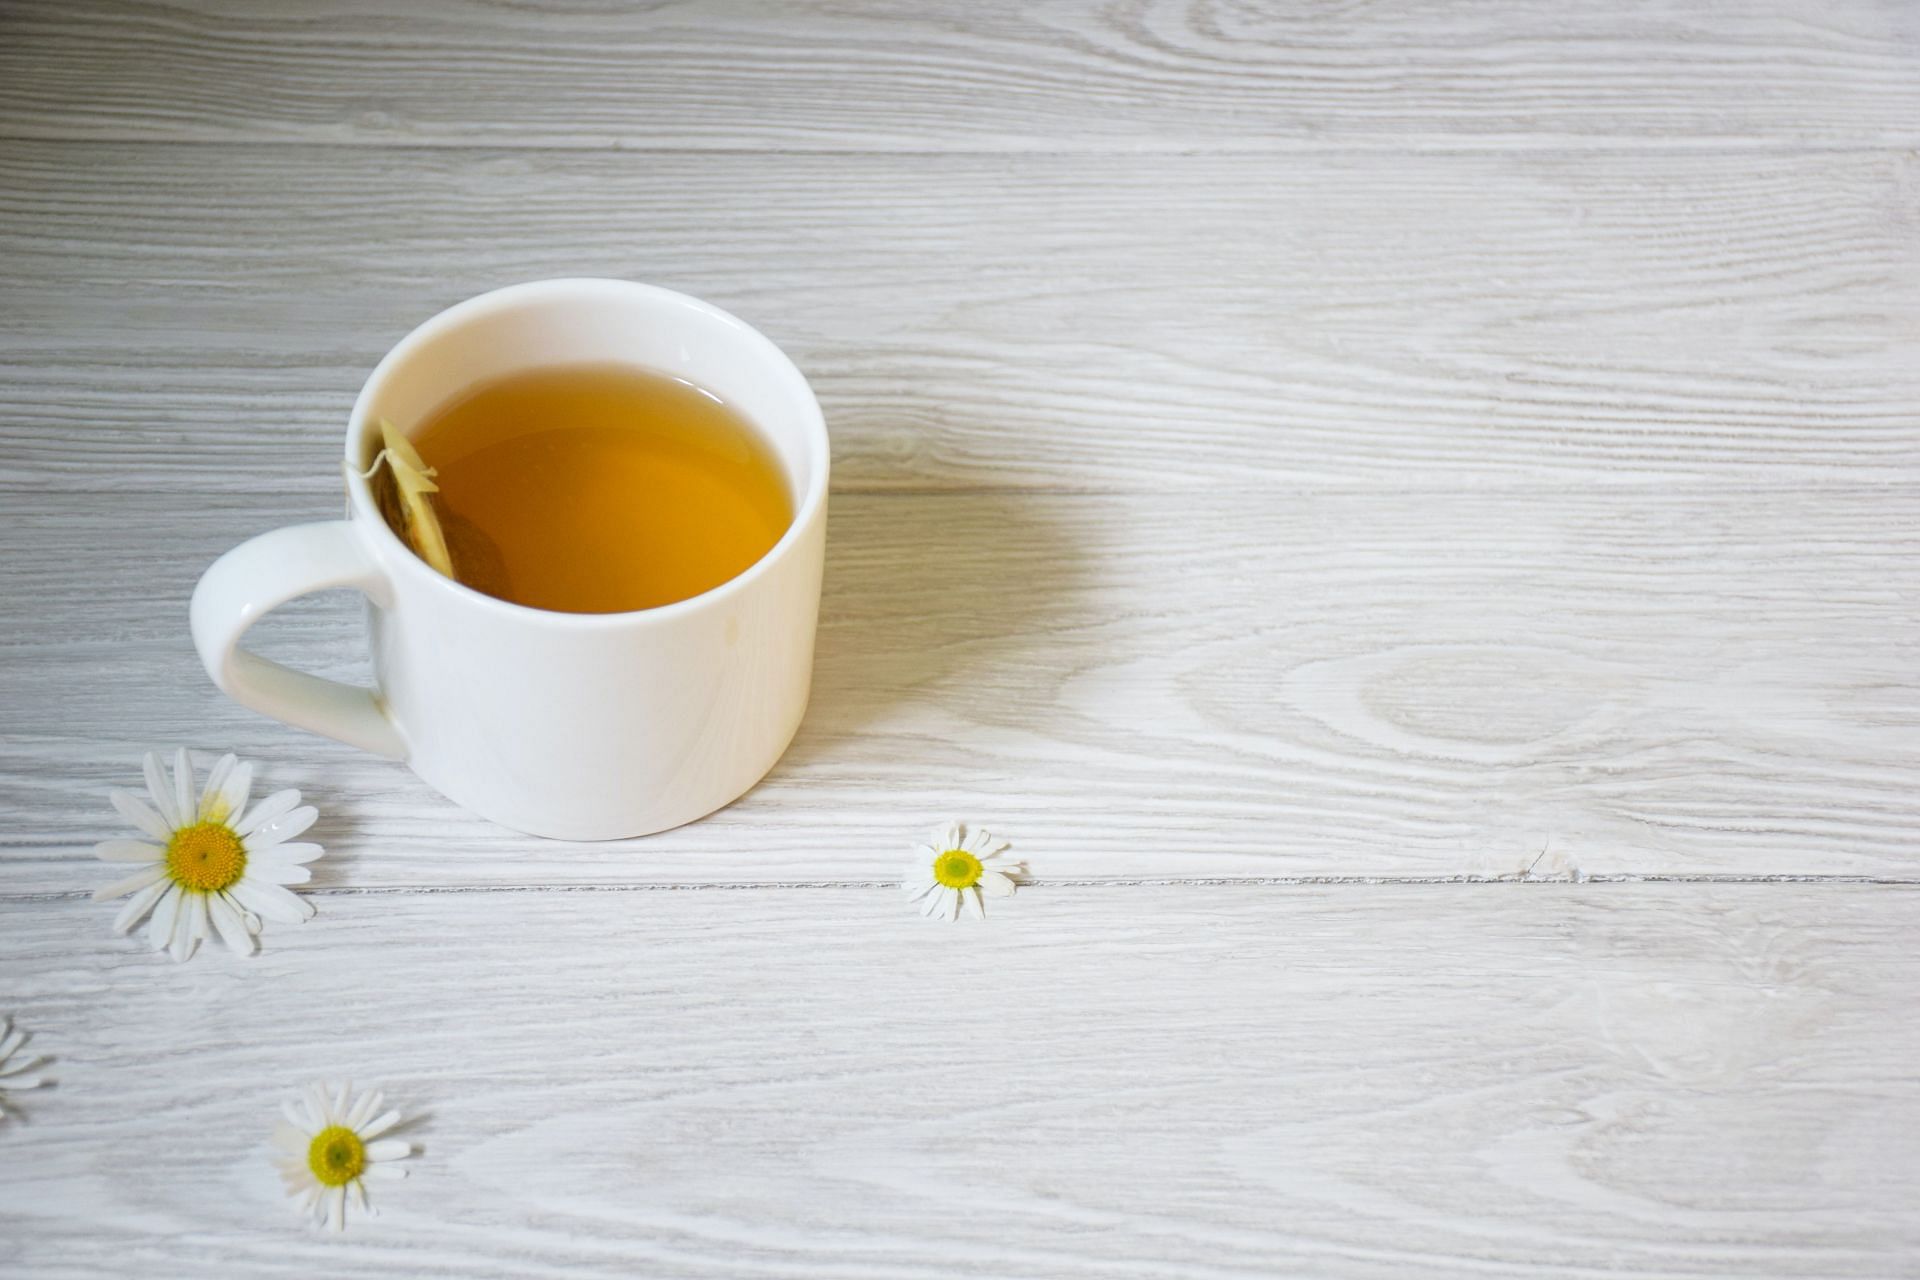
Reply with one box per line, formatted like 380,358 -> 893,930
189,521 -> 408,760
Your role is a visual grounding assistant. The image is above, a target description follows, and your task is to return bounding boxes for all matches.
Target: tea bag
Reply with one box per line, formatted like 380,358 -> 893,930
360,420 -> 512,598
365,419 -> 454,576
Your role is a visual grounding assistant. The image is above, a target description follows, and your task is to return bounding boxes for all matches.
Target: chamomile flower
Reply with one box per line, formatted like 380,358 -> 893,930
903,820 -> 1024,921
92,748 -> 322,962
272,1081 -> 414,1231
0,1016 -> 49,1123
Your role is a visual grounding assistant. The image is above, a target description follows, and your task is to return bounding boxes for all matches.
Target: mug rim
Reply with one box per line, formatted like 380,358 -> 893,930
343,277 -> 829,629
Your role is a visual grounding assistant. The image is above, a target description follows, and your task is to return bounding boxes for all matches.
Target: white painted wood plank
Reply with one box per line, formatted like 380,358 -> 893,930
1,0 -> 1916,149
3,883 -> 1916,1277
4,144 -> 1916,493
3,486 -> 1914,889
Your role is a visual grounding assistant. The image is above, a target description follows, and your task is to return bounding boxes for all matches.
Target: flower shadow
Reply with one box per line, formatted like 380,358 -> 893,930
378,1106 -> 431,1153
301,792 -> 369,893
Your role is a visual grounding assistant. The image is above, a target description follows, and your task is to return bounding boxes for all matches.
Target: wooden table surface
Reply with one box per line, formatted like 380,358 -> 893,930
4,2 -> 1918,1275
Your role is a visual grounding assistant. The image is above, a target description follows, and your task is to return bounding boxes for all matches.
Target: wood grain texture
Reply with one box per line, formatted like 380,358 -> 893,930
4,143 -> 1917,493
4,883 -> 1917,1278
2,0 -> 1918,149
3,486 -> 1914,890
3,3 -> 1919,1274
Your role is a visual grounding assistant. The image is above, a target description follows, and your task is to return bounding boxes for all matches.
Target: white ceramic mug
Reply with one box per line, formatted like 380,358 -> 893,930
190,279 -> 829,839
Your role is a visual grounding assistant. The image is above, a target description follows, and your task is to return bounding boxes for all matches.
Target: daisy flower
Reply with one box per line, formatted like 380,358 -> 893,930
273,1081 -> 415,1231
0,1016 -> 49,1123
92,748 -> 322,962
903,820 -> 1024,921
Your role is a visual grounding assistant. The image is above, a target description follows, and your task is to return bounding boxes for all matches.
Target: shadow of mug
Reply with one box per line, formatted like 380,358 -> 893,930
777,487 -> 1093,773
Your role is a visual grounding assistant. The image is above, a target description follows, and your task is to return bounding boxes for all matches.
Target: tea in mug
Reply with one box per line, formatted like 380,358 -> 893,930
376,363 -> 793,614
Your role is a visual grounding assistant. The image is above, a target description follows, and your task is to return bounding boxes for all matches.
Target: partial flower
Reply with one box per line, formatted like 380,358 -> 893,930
903,820 -> 1024,921
93,748 -> 321,962
273,1081 -> 415,1231
0,1016 -> 49,1123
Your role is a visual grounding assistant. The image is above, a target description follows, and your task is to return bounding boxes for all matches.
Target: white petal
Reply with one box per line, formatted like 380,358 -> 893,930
979,869 -> 1017,897
0,1053 -> 44,1077
1,1075 -> 43,1091
282,1099 -> 313,1132
168,894 -> 202,962
110,789 -> 171,842
964,828 -> 996,853
252,862 -> 311,886
92,862 -> 167,902
208,892 -> 256,956
363,1163 -> 407,1181
172,748 -> 195,828
0,1026 -> 21,1060
196,753 -> 236,821
271,1123 -> 307,1155
359,1109 -> 402,1140
328,1185 -> 346,1232
304,1083 -> 330,1128
961,885 -> 985,919
938,888 -> 961,921
143,752 -> 179,828
147,885 -> 183,950
94,839 -> 163,863
236,789 -> 300,838
365,1139 -> 410,1162
214,761 -> 253,829
245,806 -> 318,852
112,879 -> 170,934
350,1179 -> 370,1213
346,1089 -> 382,1129
974,837 -> 1011,858
228,879 -> 314,925
935,820 -> 963,850
263,842 -> 325,865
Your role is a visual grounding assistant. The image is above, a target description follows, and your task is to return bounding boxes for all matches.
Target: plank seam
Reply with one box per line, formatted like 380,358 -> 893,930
5,874 -> 1918,905
1,134 -> 1916,158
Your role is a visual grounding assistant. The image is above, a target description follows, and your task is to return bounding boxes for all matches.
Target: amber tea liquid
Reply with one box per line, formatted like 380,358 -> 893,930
410,363 -> 792,613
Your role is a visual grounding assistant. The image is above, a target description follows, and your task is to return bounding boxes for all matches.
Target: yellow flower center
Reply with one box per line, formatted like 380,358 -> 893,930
308,1126 -> 366,1186
164,821 -> 247,893
932,849 -> 983,889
